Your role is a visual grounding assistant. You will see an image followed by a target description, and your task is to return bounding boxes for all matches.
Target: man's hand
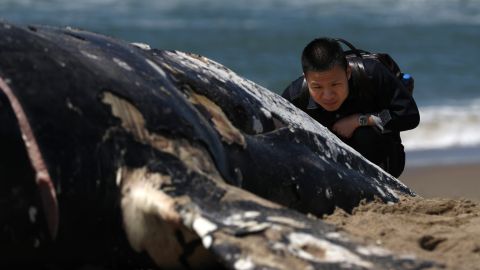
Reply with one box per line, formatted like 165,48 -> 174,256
332,114 -> 361,138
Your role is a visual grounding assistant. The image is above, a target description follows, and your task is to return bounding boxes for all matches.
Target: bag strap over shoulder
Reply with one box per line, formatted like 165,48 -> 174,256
335,38 -> 363,57
334,38 -> 373,98
334,38 -> 413,94
335,38 -> 372,57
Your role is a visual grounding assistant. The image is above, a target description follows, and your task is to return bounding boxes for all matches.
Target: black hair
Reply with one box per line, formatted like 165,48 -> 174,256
301,38 -> 348,73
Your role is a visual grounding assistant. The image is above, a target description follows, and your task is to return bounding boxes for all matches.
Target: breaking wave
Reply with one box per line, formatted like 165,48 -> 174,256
402,99 -> 480,151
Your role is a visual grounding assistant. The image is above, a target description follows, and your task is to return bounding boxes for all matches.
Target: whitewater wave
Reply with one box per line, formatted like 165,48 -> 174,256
402,99 -> 480,151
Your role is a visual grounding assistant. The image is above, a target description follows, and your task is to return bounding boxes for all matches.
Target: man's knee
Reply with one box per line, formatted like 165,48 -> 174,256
348,127 -> 405,178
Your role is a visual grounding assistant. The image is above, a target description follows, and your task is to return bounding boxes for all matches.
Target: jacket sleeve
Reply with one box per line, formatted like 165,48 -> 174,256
281,75 -> 304,101
281,84 -> 292,100
368,61 -> 420,132
281,75 -> 308,109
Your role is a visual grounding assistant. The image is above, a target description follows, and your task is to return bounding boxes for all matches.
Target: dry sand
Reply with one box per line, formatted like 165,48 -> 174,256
323,164 -> 480,270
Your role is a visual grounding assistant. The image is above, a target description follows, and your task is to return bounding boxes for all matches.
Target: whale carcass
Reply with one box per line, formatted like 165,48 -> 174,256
0,21 -> 432,269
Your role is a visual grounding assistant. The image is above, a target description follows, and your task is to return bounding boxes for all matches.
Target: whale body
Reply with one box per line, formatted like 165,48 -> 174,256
0,21 -> 431,269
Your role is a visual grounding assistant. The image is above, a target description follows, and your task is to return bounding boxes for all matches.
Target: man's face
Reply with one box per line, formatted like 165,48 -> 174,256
304,65 -> 351,112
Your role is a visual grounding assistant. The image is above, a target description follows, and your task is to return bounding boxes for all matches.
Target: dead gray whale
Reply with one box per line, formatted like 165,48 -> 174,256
0,21 -> 432,269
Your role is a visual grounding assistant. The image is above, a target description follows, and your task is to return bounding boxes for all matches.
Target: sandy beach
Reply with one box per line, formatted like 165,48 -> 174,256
323,159 -> 480,269
400,162 -> 480,200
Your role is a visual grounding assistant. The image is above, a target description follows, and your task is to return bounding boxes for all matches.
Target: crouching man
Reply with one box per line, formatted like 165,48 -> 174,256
282,38 -> 419,177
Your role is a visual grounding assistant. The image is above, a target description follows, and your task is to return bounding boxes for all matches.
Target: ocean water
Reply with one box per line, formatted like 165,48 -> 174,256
1,0 -> 480,163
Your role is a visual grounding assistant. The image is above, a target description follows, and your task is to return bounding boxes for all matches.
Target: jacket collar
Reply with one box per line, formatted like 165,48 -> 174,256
307,95 -> 319,110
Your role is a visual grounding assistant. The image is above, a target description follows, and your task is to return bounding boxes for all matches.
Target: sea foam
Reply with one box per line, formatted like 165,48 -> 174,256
402,98 -> 480,151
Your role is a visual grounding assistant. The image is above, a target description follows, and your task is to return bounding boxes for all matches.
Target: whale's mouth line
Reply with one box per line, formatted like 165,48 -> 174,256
0,76 -> 59,240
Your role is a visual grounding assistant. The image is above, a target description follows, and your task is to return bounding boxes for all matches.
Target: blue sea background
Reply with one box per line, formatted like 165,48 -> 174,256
1,0 -> 480,167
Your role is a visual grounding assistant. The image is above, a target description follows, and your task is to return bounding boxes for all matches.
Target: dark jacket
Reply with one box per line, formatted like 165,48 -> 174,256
281,58 -> 420,142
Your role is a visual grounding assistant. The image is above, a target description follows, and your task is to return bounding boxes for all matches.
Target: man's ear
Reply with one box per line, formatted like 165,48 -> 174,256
346,66 -> 352,80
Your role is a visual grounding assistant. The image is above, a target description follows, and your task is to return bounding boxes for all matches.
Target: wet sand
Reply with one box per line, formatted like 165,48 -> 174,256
323,163 -> 480,270
400,163 -> 480,200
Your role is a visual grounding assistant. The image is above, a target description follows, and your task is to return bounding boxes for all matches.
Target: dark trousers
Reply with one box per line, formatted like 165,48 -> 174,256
343,127 -> 405,178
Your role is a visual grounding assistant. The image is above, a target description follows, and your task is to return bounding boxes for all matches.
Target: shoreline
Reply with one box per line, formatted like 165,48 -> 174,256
400,161 -> 480,201
398,146 -> 480,200
405,145 -> 480,168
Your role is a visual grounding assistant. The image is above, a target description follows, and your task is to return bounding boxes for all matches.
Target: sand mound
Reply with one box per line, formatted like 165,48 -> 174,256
323,196 -> 480,270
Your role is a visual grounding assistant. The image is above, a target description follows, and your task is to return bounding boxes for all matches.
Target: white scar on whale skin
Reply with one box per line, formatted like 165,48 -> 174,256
131,42 -> 152,50
113,57 -> 133,71
287,232 -> 373,268
146,58 -> 167,78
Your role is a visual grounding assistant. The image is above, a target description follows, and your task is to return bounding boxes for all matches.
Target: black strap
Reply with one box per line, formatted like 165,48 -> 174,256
335,38 -> 363,57
333,38 -> 374,98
